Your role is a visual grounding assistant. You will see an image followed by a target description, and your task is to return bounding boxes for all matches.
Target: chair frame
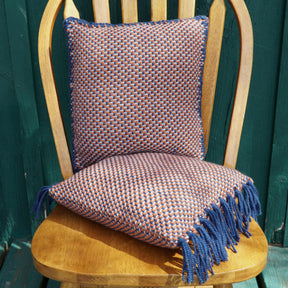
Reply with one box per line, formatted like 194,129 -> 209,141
38,0 -> 253,181
33,0 -> 267,287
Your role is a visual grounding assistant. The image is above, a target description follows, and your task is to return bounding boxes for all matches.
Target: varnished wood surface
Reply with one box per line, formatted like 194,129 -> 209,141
202,0 -> 226,152
223,0 -> 254,169
64,0 -> 79,19
121,0 -> 138,23
93,0 -> 110,23
38,0 -> 252,176
38,0 -> 73,180
36,0 -> 267,286
151,0 -> 167,21
32,205 -> 267,286
178,0 -> 195,19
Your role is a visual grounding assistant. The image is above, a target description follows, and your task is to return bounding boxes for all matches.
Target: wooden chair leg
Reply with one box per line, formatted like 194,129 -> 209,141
60,283 -> 81,288
214,284 -> 233,288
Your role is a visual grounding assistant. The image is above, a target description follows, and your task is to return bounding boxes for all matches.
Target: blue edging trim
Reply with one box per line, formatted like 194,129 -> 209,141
63,15 -> 209,171
63,15 -> 208,28
197,17 -> 209,159
63,20 -> 79,173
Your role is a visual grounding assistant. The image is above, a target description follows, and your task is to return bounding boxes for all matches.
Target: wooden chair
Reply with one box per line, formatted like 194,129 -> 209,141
32,0 -> 268,287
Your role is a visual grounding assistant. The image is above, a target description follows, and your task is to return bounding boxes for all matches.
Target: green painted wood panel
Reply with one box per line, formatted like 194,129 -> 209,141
0,240 -> 43,288
235,0 -> 284,229
0,0 -> 18,246
0,0 -> 287,247
234,278 -> 259,288
262,246 -> 288,288
25,0 -> 63,186
204,0 -> 286,229
4,0 -> 46,235
265,0 -> 288,247
284,203 -> 288,247
0,0 -> 32,243
21,0 -> 288,239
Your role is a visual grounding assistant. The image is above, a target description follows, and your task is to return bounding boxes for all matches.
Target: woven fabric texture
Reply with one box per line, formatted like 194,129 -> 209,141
34,152 -> 261,283
48,152 -> 251,247
64,17 -> 209,172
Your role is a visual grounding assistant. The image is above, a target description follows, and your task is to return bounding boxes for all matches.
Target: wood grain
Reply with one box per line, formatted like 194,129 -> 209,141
151,0 -> 167,21
38,0 -> 73,180
93,0 -> 110,23
178,0 -> 195,19
64,0 -> 79,19
34,0 -> 268,287
32,205 -> 267,286
202,0 -> 226,152
223,0 -> 254,169
121,0 -> 138,23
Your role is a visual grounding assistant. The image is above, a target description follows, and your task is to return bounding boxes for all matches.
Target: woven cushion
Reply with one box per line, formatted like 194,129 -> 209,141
64,17 -> 209,172
34,153 -> 261,284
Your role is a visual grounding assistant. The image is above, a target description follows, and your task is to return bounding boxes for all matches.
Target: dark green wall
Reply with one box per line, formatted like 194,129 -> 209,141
0,0 -> 288,250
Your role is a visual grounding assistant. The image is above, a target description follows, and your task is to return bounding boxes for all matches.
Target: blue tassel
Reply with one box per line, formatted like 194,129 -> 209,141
229,192 -> 251,237
210,204 -> 237,252
178,179 -> 262,285
227,194 -> 242,231
242,180 -> 262,221
199,216 -> 228,262
31,186 -> 52,218
220,198 -> 240,242
195,224 -> 217,268
178,238 -> 195,284
187,232 -> 209,284
234,189 -> 251,232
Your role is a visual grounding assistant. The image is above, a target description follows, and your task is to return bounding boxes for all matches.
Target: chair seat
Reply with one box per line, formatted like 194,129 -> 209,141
31,205 -> 268,286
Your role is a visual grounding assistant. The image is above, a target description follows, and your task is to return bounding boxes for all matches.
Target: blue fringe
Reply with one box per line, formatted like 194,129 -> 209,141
33,180 -> 261,284
178,180 -> 261,284
31,186 -> 52,218
178,238 -> 196,283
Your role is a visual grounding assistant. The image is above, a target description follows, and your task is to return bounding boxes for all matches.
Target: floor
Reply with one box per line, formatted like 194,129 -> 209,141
0,239 -> 286,288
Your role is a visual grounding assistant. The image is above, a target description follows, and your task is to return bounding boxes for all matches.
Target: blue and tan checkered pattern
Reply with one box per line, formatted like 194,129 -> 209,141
49,152 -> 250,248
64,17 -> 209,172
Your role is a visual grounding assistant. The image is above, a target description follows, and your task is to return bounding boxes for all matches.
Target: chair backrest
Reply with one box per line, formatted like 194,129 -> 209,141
38,0 -> 253,180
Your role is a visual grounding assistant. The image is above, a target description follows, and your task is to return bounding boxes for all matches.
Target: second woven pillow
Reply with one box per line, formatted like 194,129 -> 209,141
33,152 -> 261,284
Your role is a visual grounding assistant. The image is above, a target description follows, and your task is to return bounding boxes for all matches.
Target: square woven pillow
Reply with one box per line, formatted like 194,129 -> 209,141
64,16 -> 209,172
33,152 -> 261,284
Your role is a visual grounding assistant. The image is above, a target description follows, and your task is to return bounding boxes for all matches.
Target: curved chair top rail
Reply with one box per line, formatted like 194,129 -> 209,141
38,0 -> 253,180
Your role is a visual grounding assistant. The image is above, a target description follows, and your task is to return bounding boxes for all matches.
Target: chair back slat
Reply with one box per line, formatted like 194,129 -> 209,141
224,0 -> 253,169
202,0 -> 226,152
121,0 -> 138,23
93,0 -> 110,23
178,0 -> 195,19
39,0 -> 254,178
151,0 -> 167,21
40,0 -> 73,179
64,0 -> 79,19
